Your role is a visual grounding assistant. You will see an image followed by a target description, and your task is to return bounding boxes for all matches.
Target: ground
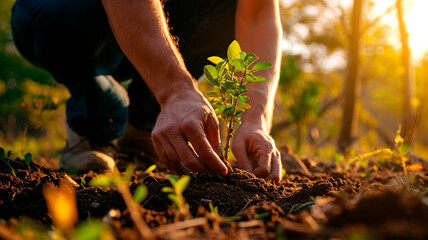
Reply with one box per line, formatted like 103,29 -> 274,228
0,151 -> 427,240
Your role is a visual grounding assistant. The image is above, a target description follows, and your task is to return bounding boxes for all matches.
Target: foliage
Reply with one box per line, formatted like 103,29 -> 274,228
0,146 -> 32,176
90,165 -> 153,239
204,40 -> 272,166
161,175 -> 191,216
348,125 -> 411,176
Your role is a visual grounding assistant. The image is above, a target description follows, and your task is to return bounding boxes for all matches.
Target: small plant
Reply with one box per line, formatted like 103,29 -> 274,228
0,147 -> 32,176
161,175 -> 191,216
204,40 -> 272,170
90,165 -> 153,239
348,125 -> 411,177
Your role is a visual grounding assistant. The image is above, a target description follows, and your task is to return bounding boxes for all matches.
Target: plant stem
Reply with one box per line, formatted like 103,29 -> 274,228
116,183 -> 153,240
223,70 -> 247,172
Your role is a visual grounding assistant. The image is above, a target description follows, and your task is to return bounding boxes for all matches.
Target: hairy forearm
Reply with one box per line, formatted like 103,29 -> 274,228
235,0 -> 282,132
102,0 -> 197,106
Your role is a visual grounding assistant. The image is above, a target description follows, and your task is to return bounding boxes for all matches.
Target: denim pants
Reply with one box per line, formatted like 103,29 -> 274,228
11,0 -> 236,141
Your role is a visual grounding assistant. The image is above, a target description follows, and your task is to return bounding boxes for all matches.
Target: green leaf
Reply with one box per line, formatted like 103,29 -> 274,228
204,65 -> 219,85
123,165 -> 135,182
255,212 -> 271,219
176,175 -> 190,193
208,97 -> 221,103
133,184 -> 148,204
237,102 -> 251,110
250,62 -> 272,72
399,144 -> 412,155
247,76 -> 269,83
206,91 -> 220,97
215,61 -> 227,77
223,215 -> 244,221
238,95 -> 249,103
7,151 -> 11,157
223,107 -> 234,114
227,40 -> 241,61
168,194 -> 180,205
24,153 -> 32,165
223,81 -> 238,90
89,175 -> 114,187
230,59 -> 245,72
239,51 -> 246,60
207,56 -> 224,65
238,85 -> 246,90
161,186 -> 175,193
244,53 -> 258,67
168,175 -> 178,183
144,164 -> 157,173
73,220 -> 112,240
0,148 -> 4,158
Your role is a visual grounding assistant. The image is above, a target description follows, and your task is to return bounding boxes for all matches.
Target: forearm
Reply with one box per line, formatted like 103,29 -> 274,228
102,0 -> 197,106
235,0 -> 282,132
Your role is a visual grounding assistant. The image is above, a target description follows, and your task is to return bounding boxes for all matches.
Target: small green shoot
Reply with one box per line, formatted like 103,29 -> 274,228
79,177 -> 86,187
24,152 -> 32,165
133,185 -> 148,204
161,175 -> 191,215
255,212 -> 271,219
0,147 -> 33,177
204,40 -> 272,170
89,166 -> 153,239
144,164 -> 157,173
208,202 -> 219,215
348,125 -> 412,179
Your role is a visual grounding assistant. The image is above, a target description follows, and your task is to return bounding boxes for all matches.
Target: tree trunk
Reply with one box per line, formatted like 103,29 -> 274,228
337,0 -> 363,152
396,0 -> 416,144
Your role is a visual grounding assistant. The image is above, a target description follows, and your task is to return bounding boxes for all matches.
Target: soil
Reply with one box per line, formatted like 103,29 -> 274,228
1,153 -> 428,240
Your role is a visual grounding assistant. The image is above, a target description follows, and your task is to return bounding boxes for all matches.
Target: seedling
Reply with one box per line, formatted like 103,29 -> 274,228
348,125 -> 411,177
144,164 -> 157,173
161,175 -> 191,216
0,147 -> 32,177
204,40 -> 272,170
89,165 -> 153,239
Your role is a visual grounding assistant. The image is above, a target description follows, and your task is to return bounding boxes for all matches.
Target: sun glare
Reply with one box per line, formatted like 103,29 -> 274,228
372,0 -> 428,60
406,0 -> 428,58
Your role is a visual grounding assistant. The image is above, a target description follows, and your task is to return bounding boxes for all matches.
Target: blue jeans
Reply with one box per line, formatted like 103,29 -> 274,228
11,0 -> 236,141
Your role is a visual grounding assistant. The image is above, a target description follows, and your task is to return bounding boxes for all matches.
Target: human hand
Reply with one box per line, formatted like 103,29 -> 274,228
151,89 -> 227,175
232,123 -> 282,183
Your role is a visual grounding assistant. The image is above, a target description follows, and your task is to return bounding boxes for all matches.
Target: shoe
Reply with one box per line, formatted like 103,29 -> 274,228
118,123 -> 159,169
59,126 -> 117,173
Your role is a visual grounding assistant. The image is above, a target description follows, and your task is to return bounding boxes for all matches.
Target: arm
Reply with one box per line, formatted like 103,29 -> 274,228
232,0 -> 283,181
102,0 -> 227,175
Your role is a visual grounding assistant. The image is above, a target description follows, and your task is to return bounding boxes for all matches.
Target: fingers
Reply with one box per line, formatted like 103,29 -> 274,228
205,117 -> 223,158
233,129 -> 282,183
253,150 -> 271,178
169,135 -> 208,172
266,150 -> 282,183
232,143 -> 253,173
181,118 -> 227,176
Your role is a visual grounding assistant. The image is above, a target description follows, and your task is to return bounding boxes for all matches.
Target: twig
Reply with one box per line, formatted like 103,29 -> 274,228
361,3 -> 396,34
116,184 -> 153,240
152,217 -> 207,236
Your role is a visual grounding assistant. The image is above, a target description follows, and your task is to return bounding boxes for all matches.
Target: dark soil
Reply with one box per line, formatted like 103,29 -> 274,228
1,155 -> 428,239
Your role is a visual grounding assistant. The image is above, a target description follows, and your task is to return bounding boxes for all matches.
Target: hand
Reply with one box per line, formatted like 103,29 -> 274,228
151,89 -> 227,175
232,123 -> 282,182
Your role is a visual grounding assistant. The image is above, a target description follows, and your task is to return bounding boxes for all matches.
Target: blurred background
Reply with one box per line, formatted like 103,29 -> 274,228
0,0 -> 427,164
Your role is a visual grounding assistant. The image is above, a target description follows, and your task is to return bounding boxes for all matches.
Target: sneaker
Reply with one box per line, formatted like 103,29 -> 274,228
59,126 -> 117,173
117,123 -> 159,169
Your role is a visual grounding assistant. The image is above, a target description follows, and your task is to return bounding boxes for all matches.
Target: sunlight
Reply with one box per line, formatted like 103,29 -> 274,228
406,0 -> 428,58
371,0 -> 428,60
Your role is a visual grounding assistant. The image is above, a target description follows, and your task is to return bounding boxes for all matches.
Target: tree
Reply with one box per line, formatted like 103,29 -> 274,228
396,0 -> 416,144
337,0 -> 363,152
